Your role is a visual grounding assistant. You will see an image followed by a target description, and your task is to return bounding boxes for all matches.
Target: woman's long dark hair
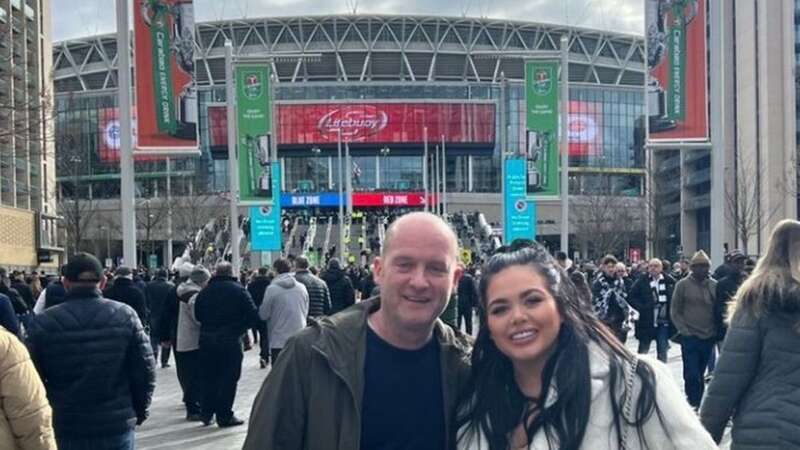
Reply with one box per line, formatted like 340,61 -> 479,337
455,242 -> 662,450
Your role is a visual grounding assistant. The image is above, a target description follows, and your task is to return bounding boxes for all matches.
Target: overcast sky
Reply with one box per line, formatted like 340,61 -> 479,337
52,0 -> 643,42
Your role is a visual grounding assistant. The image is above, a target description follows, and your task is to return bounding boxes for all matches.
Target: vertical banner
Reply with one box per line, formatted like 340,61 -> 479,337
646,0 -> 709,141
250,163 -> 282,251
504,159 -> 537,242
133,0 -> 199,152
236,65 -> 273,204
525,60 -> 560,196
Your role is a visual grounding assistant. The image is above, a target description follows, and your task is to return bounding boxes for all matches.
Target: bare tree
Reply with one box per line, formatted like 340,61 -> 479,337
136,197 -> 171,264
570,192 -> 644,261
726,151 -> 788,252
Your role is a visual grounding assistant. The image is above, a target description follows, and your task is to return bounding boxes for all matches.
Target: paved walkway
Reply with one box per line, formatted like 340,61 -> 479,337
136,330 -> 731,449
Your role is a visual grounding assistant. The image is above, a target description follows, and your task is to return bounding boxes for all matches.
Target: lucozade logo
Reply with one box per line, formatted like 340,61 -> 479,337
317,106 -> 389,140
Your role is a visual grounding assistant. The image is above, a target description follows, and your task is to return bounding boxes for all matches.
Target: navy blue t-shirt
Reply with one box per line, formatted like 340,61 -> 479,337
360,325 -> 445,450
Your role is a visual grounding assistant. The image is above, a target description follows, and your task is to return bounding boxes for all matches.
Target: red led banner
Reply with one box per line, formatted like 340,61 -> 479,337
207,103 -> 495,148
278,103 -> 495,145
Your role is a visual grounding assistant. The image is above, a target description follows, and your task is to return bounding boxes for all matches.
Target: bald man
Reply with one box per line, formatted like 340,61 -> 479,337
243,212 -> 472,450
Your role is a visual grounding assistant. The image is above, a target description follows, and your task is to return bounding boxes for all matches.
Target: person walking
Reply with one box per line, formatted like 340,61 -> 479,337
0,293 -> 20,337
104,267 -> 149,326
0,325 -> 57,450
246,267 -> 272,367
700,220 -> 800,448
321,258 -> 355,314
145,269 -> 174,368
293,256 -> 330,321
242,212 -> 471,450
670,250 -> 717,409
260,258 -> 309,363
592,255 -> 632,343
27,253 -> 156,449
32,267 -> 67,314
174,265 -> 210,421
629,258 -> 676,362
193,262 -> 259,427
456,269 -> 478,335
714,251 -> 748,343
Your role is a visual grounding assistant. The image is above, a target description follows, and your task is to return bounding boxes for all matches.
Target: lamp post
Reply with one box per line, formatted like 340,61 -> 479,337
311,146 -> 322,192
379,145 -> 390,190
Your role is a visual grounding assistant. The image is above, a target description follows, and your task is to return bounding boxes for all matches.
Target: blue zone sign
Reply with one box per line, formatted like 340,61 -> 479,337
281,193 -> 340,208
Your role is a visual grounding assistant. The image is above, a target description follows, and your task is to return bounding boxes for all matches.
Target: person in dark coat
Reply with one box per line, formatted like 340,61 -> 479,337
156,264 -> 192,355
321,258 -> 355,314
103,267 -> 149,326
0,293 -> 20,337
711,249 -> 743,282
145,269 -> 175,368
10,272 -> 35,311
700,220 -> 800,447
194,262 -> 260,427
0,272 -> 27,316
456,270 -> 478,335
713,252 -> 748,344
629,258 -> 676,362
246,267 -> 272,368
27,252 -> 156,448
591,255 -> 632,344
294,256 -> 331,320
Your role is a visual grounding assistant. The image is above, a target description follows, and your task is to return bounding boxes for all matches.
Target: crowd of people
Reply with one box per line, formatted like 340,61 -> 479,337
1,212 -> 799,449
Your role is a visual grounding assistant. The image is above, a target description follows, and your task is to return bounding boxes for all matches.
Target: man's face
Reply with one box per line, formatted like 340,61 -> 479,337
732,258 -> 746,274
602,262 -> 616,277
648,260 -> 663,277
691,264 -> 710,280
373,219 -> 463,333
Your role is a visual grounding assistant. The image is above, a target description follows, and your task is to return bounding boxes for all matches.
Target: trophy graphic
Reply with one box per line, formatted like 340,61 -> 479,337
525,130 -> 551,192
247,134 -> 272,197
646,0 -> 698,133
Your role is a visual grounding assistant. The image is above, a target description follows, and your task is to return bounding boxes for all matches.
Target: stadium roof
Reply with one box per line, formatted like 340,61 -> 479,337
53,14 -> 645,93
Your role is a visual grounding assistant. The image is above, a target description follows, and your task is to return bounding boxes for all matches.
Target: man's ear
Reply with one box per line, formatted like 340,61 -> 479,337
452,263 -> 465,291
98,274 -> 107,290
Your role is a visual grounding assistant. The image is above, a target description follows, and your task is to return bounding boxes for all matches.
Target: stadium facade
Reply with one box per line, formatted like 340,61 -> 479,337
52,15 -> 648,266
0,0 -> 60,271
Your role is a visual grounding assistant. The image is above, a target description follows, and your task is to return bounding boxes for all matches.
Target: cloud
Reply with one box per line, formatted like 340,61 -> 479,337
52,0 -> 643,42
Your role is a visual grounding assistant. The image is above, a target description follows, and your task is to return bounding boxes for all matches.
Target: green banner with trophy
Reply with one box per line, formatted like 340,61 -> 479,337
524,60 -> 560,197
236,65 -> 273,204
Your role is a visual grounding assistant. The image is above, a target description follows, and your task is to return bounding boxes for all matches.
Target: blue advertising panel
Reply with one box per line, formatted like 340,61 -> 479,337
504,159 -> 536,242
280,192 -> 341,208
250,163 -> 282,251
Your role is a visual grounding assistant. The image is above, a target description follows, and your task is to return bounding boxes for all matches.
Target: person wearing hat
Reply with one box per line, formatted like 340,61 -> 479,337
174,265 -> 211,421
155,262 -> 193,362
713,248 -> 744,282
27,252 -> 156,448
671,250 -> 718,409
320,258 -> 355,315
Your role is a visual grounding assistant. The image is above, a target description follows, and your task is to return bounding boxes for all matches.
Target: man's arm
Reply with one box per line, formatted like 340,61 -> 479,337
669,281 -> 687,334
242,332 -> 312,450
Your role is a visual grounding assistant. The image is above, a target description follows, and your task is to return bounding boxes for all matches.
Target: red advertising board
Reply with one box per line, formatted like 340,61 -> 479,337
206,103 -> 495,148
278,103 -> 495,145
133,0 -> 198,152
352,192 -> 437,207
647,0 -> 709,142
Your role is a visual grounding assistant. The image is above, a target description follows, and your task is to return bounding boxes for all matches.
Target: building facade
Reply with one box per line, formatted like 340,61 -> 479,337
0,0 -> 60,271
53,15 -> 648,265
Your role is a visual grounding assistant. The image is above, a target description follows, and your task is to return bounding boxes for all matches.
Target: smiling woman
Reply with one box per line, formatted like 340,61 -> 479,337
455,243 -> 716,450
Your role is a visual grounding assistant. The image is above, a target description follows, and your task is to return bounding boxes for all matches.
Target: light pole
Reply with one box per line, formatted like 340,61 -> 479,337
379,146 -> 390,190
311,146 -> 322,192
423,127 -> 429,212
337,129 -> 345,260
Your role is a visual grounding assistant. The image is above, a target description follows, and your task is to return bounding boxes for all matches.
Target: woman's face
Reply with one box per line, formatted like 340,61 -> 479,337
485,265 -> 563,371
